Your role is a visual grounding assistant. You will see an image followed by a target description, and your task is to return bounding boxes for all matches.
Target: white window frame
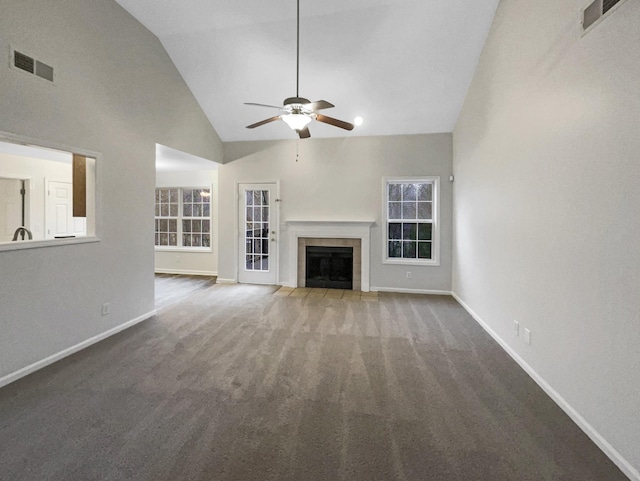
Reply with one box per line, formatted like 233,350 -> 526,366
382,176 -> 440,266
154,186 -> 212,252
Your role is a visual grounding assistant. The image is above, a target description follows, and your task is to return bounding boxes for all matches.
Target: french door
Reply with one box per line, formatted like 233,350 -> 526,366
237,183 -> 278,285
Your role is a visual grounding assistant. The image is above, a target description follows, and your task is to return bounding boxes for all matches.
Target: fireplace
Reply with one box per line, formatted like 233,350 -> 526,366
286,220 -> 374,291
305,246 -> 353,289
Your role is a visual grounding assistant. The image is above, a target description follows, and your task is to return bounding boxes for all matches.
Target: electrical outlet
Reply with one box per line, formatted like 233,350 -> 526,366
101,302 -> 110,316
514,320 -> 519,336
524,328 -> 531,345
406,271 -> 412,279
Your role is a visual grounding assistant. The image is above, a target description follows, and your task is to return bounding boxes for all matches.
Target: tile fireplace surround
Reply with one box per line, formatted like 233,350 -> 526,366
286,220 -> 374,292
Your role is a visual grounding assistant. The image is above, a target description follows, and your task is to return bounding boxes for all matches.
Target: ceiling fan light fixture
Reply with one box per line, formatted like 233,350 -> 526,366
282,113 -> 312,131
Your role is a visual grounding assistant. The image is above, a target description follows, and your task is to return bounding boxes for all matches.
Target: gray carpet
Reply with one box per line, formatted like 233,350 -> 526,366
0,283 -> 627,481
154,273 -> 217,310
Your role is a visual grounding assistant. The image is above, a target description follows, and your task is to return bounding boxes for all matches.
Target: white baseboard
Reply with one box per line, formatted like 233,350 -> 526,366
451,292 -> 639,481
215,278 -> 236,284
154,269 -> 217,277
0,310 -> 156,390
370,286 -> 453,296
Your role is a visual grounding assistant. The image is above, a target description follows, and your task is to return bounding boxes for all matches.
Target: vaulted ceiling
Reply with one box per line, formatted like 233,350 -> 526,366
114,0 -> 500,142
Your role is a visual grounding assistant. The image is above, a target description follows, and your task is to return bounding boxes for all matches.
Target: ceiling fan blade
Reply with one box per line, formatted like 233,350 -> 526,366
246,116 -> 281,129
244,102 -> 284,110
304,100 -> 334,111
316,114 -> 355,131
298,127 -> 311,139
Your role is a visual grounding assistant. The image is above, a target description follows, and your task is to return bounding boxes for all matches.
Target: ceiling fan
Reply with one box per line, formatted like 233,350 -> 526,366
245,0 -> 354,139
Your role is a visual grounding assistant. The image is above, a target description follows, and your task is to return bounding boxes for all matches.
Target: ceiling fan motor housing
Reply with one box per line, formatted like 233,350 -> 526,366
284,97 -> 310,106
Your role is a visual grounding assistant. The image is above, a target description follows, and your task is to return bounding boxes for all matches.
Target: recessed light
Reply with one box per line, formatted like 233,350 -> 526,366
354,116 -> 364,127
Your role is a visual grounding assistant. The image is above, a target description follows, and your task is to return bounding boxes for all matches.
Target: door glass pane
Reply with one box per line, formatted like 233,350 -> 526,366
244,189 -> 269,272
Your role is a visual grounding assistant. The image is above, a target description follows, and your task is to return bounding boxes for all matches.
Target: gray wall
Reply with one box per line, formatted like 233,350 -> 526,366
219,134 -> 453,292
0,0 -> 222,383
453,0 -> 640,477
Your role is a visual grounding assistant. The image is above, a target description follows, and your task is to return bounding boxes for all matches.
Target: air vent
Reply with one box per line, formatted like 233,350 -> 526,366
35,61 -> 54,82
14,51 -> 35,74
583,0 -> 626,30
11,48 -> 54,83
603,0 -> 621,14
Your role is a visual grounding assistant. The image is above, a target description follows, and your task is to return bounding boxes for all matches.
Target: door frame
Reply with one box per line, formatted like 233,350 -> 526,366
0,175 -> 32,233
234,180 -> 280,285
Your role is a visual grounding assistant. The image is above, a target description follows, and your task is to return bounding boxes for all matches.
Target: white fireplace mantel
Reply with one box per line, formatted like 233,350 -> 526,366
286,220 -> 375,291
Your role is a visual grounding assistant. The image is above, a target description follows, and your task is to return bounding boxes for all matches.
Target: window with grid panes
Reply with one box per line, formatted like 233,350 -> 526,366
385,178 -> 438,264
154,187 -> 211,249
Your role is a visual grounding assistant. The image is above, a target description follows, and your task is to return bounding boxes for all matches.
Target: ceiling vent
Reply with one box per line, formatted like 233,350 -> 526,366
583,0 -> 625,30
11,49 -> 54,82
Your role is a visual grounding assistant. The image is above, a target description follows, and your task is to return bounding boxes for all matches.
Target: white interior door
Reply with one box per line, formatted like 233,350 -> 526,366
238,183 -> 278,285
46,181 -> 86,238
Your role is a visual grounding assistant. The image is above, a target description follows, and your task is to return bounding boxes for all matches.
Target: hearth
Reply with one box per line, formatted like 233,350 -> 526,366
305,246 -> 353,289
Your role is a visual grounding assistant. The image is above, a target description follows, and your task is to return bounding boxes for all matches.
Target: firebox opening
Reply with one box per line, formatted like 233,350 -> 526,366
305,246 -> 353,290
